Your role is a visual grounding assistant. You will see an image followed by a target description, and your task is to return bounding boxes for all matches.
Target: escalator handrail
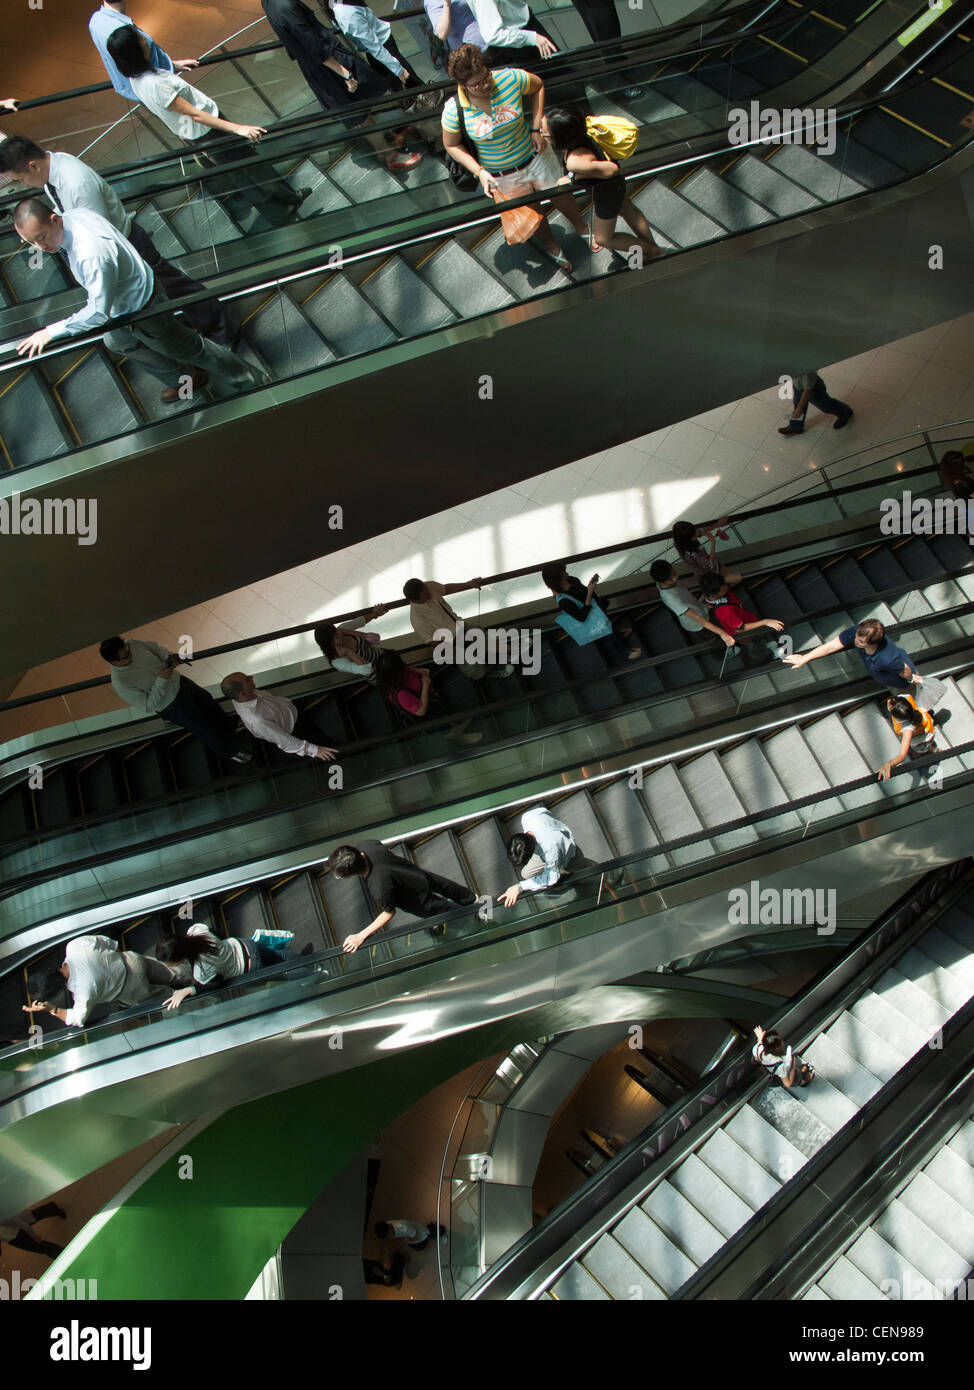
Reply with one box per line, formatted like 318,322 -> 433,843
461,856 -> 974,1299
0,446 -> 960,716
4,556 -> 972,860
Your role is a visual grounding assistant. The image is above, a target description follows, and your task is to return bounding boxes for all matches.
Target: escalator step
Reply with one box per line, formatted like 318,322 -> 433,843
640,1180 -> 724,1269
718,741 -> 803,837
340,682 -> 400,740
838,707 -> 902,798
592,779 -> 666,866
823,554 -> 880,605
750,575 -> 808,623
668,1151 -> 754,1239
457,817 -> 510,896
724,153 -> 821,217
3,245 -> 72,301
547,790 -> 613,863
631,180 -> 724,248
928,532 -> 974,571
33,770 -> 76,827
802,712 -> 883,811
851,110 -> 939,175
783,565 -> 839,614
359,256 -> 457,336
692,57 -> 762,102
300,274 -> 396,357
894,537 -> 949,582
122,743 -> 172,801
857,545 -> 911,592
242,290 -> 336,376
268,872 -> 330,954
77,754 -> 126,816
679,750 -> 760,852
814,1256 -> 887,1302
0,369 -> 73,469
288,157 -> 352,217
643,762 -> 711,866
326,147 -> 405,204
761,724 -> 845,824
619,87 -> 686,126
167,734 -> 221,788
550,1262 -> 610,1301
674,166 -> 774,232
0,783 -> 34,839
767,144 -> 866,204
132,203 -> 188,260
314,869 -> 374,946
167,195 -> 244,250
655,73 -> 725,115
936,679 -> 974,772
826,132 -> 905,190
221,885 -> 273,940
582,1233 -> 665,1301
470,225 -> 569,300
412,831 -> 471,891
54,347 -> 141,444
417,240 -> 515,318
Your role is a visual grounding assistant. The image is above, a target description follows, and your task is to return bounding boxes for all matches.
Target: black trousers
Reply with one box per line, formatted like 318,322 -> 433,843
127,220 -> 232,345
162,676 -> 247,761
417,871 -> 477,915
292,708 -> 343,752
7,1203 -> 64,1258
572,0 -> 621,42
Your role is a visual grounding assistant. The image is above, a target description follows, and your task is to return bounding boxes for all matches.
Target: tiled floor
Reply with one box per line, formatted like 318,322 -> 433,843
3,316 -> 973,747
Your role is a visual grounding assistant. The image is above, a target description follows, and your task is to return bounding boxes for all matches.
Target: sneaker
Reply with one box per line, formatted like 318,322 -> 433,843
231,750 -> 253,763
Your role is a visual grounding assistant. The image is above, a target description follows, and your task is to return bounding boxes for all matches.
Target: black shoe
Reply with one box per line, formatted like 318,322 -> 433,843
833,410 -> 853,430
778,424 -> 804,436
300,943 -> 314,956
428,924 -> 446,939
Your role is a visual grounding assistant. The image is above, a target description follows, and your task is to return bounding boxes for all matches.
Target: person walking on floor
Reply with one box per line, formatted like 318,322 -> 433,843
14,203 -> 262,402
100,636 -> 253,763
328,840 -> 477,952
778,370 -> 853,436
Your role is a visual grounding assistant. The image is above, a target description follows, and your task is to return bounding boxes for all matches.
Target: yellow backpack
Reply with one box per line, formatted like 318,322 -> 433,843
585,114 -> 639,161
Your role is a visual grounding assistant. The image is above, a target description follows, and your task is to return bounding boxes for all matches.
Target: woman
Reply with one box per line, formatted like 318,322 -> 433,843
107,27 -> 308,220
541,560 -> 642,663
441,44 -> 588,271
374,649 -> 481,743
159,923 -> 307,1010
672,518 -> 742,588
542,104 -> 661,259
877,695 -> 939,784
314,604 -> 388,680
326,0 -> 439,112
752,1025 -> 813,1088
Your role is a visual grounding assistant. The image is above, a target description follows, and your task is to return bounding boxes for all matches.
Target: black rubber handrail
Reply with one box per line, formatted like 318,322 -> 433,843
0,452 -> 951,715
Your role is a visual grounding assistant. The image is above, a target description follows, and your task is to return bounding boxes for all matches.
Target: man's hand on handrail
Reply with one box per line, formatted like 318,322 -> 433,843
0,99 -> 19,113
17,327 -> 55,359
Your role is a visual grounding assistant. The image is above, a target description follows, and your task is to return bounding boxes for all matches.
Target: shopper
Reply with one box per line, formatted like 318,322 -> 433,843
107,26 -> 311,222
23,934 -> 182,1028
778,370 -> 853,435
314,605 -> 388,680
542,104 -> 660,259
699,573 -> 785,643
672,517 -> 742,588
782,618 -> 924,694
877,695 -> 939,784
14,203 -> 261,402
466,0 -> 558,68
325,0 -> 439,110
541,560 -> 642,663
499,805 -> 579,904
328,840 -> 477,952
100,635 -> 252,763
221,673 -> 339,761
752,1025 -> 814,1088
158,923 -> 310,1008
89,0 -> 198,103
404,574 -> 514,680
0,136 -> 231,344
649,559 -> 736,647
374,1218 -> 443,1250
374,649 -> 482,743
441,46 -> 588,271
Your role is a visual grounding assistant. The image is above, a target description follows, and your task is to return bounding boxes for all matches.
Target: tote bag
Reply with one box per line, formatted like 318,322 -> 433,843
555,596 -> 613,645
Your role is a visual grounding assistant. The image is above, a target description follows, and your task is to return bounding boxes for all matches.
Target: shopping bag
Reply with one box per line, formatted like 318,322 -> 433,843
491,185 -> 545,245
555,598 -> 613,645
915,675 -> 948,711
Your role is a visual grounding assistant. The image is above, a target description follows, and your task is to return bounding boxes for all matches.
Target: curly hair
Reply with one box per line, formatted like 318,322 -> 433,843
448,43 -> 490,88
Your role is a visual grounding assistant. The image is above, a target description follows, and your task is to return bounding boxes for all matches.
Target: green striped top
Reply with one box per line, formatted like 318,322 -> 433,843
441,67 -> 534,172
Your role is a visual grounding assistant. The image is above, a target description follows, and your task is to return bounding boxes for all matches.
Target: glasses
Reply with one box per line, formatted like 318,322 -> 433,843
466,74 -> 491,90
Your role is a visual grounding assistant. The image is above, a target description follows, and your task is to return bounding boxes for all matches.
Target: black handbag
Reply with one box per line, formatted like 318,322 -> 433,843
447,96 -> 479,192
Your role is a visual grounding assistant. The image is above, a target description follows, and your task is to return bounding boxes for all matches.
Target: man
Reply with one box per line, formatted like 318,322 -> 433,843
466,0 -> 558,67
14,201 -> 261,404
403,575 -> 514,680
783,617 -> 925,695
328,840 -> 476,952
499,804 -> 581,906
221,672 -> 339,762
89,0 -> 199,103
0,136 -> 231,344
100,635 -> 252,763
779,370 -> 853,436
22,934 -> 181,1029
650,559 -> 736,647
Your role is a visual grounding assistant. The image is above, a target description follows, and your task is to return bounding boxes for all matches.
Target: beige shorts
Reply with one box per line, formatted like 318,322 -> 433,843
490,144 -> 562,196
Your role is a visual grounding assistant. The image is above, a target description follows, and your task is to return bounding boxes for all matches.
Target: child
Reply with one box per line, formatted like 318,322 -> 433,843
649,559 -> 736,647
878,695 -> 939,784
699,572 -> 784,644
672,518 -> 742,588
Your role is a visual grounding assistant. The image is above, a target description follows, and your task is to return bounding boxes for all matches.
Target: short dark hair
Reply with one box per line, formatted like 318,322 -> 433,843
699,572 -> 725,598
0,136 -> 46,174
28,967 -> 71,1010
447,43 -> 488,86
328,845 -> 368,877
507,832 -> 537,870
314,623 -> 337,659
221,676 -> 245,699
888,696 -> 922,728
99,636 -> 126,663
107,24 -> 154,78
540,562 -> 567,591
649,559 -> 674,584
403,578 -> 425,602
374,1221 -> 391,1239
156,933 -> 217,965
856,618 -> 885,645
761,1029 -> 786,1056
13,196 -> 53,232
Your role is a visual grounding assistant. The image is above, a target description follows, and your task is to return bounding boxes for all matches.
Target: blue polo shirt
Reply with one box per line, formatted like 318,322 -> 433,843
838,627 -> 916,689
89,9 -> 174,102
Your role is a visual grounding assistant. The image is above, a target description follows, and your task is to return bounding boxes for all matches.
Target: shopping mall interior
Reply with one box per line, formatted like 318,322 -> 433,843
1,0 -> 973,1308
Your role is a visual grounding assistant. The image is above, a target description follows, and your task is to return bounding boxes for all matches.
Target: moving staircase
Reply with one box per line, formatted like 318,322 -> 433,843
0,0 -> 965,473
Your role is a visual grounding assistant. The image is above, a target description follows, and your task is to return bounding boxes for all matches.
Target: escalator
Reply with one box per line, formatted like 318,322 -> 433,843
0,0 -> 966,474
459,864 -> 974,1298
3,461 -> 973,937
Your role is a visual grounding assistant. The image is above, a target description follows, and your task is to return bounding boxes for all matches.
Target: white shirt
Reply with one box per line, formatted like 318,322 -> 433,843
752,1040 -> 793,1076
332,4 -> 405,76
130,69 -> 220,141
519,806 -> 576,892
109,638 -> 180,715
235,690 -> 319,758
658,581 -> 709,632
46,149 -> 132,237
64,934 -> 128,1028
187,924 -> 247,986
48,207 -> 153,341
467,0 -> 538,48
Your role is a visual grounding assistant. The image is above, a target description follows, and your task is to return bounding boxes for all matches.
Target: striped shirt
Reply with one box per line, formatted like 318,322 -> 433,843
441,68 -> 533,172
